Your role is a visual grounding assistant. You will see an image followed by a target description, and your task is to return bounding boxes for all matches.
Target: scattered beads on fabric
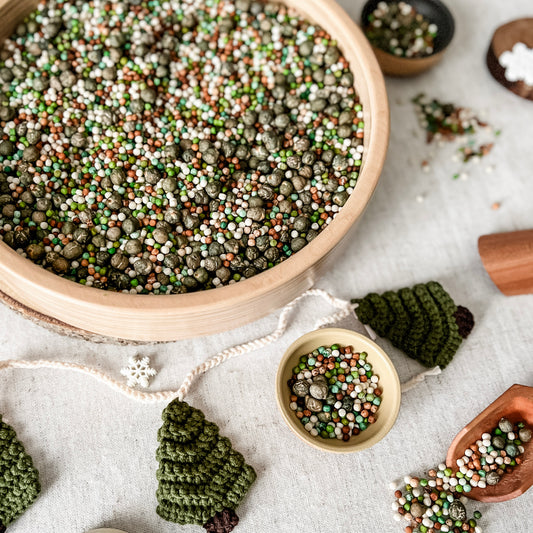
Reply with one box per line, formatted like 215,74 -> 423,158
156,399 -> 256,531
0,415 -> 41,528
287,344 -> 381,441
352,281 -> 474,369
364,1 -> 438,58
412,95 -> 498,166
392,418 -> 531,533
0,0 -> 365,294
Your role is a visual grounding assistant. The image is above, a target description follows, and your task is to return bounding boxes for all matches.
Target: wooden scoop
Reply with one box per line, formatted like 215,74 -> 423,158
446,384 -> 533,502
478,229 -> 533,296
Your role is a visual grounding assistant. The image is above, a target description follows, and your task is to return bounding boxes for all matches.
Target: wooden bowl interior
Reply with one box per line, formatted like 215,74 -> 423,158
445,384 -> 533,502
0,0 -> 390,342
275,328 -> 401,453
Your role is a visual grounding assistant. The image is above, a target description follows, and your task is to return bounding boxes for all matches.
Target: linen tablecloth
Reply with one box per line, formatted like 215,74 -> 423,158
1,0 -> 532,531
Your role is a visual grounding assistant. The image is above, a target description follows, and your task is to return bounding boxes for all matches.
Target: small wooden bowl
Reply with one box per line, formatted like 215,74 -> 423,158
275,328 -> 401,453
361,0 -> 455,77
0,0 -> 389,343
446,384 -> 533,502
486,18 -> 533,101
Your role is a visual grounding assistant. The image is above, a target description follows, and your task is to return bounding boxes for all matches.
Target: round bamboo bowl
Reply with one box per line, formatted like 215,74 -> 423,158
0,0 -> 389,342
276,328 -> 401,453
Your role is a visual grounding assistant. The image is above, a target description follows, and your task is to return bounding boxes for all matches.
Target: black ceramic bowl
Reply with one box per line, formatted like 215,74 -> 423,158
361,0 -> 455,76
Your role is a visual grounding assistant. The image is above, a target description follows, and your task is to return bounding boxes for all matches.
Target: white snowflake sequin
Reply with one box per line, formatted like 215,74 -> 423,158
120,356 -> 157,388
499,42 -> 533,86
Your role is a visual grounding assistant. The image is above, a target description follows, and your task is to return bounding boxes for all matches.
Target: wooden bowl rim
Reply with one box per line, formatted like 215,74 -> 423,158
275,327 -> 401,453
0,0 -> 390,339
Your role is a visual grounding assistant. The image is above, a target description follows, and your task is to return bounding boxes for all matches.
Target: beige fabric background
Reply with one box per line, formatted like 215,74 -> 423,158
1,0 -> 532,531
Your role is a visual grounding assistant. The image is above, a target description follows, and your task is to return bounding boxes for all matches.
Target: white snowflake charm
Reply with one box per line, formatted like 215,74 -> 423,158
499,42 -> 533,86
120,356 -> 157,388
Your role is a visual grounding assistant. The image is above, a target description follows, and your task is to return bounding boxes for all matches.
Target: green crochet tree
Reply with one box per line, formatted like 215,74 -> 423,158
156,399 -> 256,533
0,415 -> 41,531
352,281 -> 474,368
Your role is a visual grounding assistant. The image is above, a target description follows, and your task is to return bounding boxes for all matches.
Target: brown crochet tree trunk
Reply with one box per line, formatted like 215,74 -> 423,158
453,306 -> 474,339
0,521 -> 6,533
203,509 -> 239,533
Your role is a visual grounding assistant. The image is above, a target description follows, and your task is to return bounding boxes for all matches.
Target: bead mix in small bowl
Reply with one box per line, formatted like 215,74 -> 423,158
364,1 -> 438,58
361,0 -> 455,77
276,327 -> 401,453
287,344 -> 382,441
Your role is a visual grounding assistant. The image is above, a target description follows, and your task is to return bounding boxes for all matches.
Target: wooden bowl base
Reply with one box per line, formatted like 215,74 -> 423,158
0,289 -> 152,345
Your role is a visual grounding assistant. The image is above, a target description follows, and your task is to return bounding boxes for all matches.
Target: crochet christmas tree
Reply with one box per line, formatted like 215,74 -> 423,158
0,416 -> 41,531
352,281 -> 474,368
156,399 -> 256,533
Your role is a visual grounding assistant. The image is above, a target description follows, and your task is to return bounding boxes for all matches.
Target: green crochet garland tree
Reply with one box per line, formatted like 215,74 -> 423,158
156,399 -> 256,533
0,415 -> 41,531
352,281 -> 474,368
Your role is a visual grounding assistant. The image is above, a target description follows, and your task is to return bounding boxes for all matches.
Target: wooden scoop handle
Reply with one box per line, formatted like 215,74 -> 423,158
478,230 -> 533,296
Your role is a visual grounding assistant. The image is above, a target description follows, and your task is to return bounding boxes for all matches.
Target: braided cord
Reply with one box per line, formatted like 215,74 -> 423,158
0,289 -> 353,403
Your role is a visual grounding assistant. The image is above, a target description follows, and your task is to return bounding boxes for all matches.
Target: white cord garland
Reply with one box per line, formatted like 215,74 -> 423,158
0,288 -> 440,402
400,366 -> 442,393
